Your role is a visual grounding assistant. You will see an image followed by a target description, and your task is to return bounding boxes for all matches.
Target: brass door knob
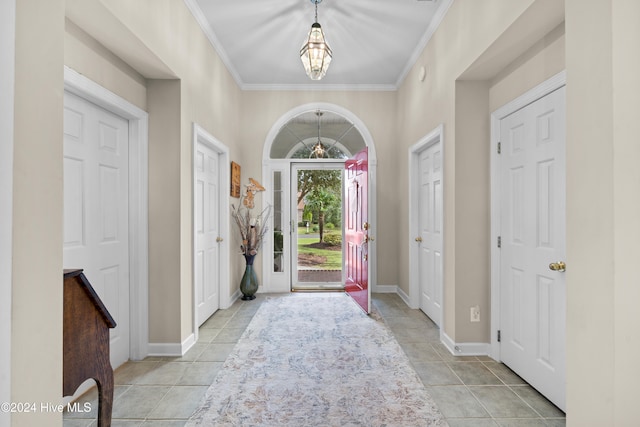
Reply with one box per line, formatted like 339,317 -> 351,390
216,237 -> 224,243
549,261 -> 566,272
415,237 -> 423,242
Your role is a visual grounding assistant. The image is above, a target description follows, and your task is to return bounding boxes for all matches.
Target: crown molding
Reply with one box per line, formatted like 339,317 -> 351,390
395,0 -> 454,88
183,0 -> 244,87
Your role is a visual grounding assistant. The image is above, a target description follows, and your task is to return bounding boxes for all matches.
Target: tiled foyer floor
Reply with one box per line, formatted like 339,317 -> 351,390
63,293 -> 565,426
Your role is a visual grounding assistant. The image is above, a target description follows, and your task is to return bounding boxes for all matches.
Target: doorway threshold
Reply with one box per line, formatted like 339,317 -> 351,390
292,284 -> 345,292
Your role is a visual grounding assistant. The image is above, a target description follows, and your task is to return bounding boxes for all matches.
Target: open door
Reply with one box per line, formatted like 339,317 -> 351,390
344,148 -> 370,313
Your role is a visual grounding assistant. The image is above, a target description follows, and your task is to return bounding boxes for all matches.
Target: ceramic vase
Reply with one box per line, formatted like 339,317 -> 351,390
240,254 -> 258,300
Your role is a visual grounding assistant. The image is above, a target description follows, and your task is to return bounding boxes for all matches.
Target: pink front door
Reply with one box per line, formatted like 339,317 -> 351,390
344,148 -> 370,313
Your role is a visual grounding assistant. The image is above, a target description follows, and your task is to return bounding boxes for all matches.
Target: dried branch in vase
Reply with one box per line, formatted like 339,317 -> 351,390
231,178 -> 271,256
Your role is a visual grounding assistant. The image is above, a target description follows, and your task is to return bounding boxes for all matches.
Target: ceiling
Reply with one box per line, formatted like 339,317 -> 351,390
185,0 -> 452,91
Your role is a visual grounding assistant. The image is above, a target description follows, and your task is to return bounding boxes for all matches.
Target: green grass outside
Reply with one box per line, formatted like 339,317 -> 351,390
297,235 -> 342,270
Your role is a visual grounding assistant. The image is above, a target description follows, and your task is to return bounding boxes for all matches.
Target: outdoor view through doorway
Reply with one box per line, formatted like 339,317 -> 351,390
293,166 -> 344,290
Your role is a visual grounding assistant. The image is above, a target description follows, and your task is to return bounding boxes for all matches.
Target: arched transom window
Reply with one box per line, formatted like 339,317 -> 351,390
269,109 -> 366,159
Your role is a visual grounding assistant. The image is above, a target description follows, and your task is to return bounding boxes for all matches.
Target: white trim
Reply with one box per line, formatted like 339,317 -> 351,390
408,124 -> 444,323
396,286 -> 411,308
0,1 -> 15,424
242,83 -> 397,92
262,103 -> 378,297
396,0 -> 454,88
490,70 -> 566,361
191,123 -> 231,344
262,103 -> 378,162
64,66 -> 150,361
147,334 -> 195,357
290,162 -> 346,290
441,332 -> 491,357
372,284 -> 397,294
183,0 -> 243,88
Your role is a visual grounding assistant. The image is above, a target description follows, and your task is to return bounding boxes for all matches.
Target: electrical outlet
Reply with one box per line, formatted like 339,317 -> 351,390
470,306 -> 480,322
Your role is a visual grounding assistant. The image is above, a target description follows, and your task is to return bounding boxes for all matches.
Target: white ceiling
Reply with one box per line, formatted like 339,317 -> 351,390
186,0 -> 452,90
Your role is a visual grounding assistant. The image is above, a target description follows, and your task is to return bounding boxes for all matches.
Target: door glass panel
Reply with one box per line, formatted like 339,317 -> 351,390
273,171 -> 284,273
294,167 -> 343,289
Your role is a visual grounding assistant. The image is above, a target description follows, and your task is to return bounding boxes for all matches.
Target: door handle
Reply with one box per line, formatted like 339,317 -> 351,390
415,237 -> 423,242
549,261 -> 566,272
216,237 -> 224,243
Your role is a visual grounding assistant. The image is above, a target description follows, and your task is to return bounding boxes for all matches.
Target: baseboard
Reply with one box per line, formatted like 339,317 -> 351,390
441,332 -> 491,357
373,284 -> 397,293
396,286 -> 412,308
222,289 -> 242,309
148,333 -> 196,357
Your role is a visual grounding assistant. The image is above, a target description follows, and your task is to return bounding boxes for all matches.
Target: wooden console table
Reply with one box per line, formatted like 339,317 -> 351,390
63,269 -> 116,427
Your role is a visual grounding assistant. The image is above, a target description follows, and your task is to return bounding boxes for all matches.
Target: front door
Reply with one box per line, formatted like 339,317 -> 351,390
344,148 -> 369,313
63,91 -> 130,369
418,142 -> 443,327
195,141 -> 221,325
499,86 -> 566,411
291,164 -> 344,291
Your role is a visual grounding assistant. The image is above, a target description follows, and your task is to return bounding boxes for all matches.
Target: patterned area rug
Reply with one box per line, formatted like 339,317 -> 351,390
187,294 -> 448,426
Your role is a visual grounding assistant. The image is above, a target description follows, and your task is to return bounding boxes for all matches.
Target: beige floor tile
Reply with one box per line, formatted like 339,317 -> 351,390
111,386 -> 171,419
147,386 -> 209,419
177,362 -> 223,386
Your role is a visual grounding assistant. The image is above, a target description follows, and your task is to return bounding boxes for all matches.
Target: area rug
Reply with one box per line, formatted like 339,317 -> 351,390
187,294 -> 448,426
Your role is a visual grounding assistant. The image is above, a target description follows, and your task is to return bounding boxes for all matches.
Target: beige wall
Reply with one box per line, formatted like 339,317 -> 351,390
566,0 -> 640,424
63,0 -> 243,345
11,0 -> 65,426
396,0 -> 565,345
239,90 -> 399,286
0,0 -> 15,421
10,0 -> 640,424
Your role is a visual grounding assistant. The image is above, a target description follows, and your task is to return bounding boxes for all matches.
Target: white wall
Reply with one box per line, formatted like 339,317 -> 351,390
0,0 -> 15,426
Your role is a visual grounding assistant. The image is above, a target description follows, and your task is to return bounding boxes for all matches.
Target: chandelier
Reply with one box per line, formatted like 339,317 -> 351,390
310,111 -> 327,158
300,0 -> 332,80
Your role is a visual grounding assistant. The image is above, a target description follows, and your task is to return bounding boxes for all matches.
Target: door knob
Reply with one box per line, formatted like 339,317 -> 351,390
549,261 -> 566,272
216,237 -> 224,243
415,237 -> 423,242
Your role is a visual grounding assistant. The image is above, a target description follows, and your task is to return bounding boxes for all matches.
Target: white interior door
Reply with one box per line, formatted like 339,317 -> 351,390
63,91 -> 130,369
195,142 -> 221,326
418,142 -> 443,327
499,86 -> 566,411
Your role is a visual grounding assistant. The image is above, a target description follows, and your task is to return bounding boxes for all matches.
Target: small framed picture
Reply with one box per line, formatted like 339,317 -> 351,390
231,161 -> 241,198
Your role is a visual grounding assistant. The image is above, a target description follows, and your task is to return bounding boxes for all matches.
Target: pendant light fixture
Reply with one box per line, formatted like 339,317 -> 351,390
310,110 -> 327,158
300,0 -> 332,80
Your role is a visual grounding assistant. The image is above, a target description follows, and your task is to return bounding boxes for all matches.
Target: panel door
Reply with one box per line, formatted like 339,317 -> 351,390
500,86 -> 566,411
418,142 -> 443,327
195,142 -> 221,326
63,92 -> 130,369
344,148 -> 369,313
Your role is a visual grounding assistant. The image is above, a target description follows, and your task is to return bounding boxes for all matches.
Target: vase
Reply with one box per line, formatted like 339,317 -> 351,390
240,254 -> 258,300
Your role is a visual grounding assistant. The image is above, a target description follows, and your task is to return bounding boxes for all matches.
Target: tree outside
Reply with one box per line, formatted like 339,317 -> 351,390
297,169 -> 341,243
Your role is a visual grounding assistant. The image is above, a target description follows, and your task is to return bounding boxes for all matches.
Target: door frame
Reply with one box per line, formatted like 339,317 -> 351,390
408,124 -> 444,321
64,66 -> 150,360
490,70 -> 566,360
261,102 -> 377,294
191,123 -> 230,342
290,161 -> 346,290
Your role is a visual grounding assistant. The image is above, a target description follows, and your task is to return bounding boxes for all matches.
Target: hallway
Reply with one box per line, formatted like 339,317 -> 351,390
64,293 -> 565,426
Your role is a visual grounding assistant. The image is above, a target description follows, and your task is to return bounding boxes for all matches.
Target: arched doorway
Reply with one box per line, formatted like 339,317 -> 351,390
261,103 -> 377,294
